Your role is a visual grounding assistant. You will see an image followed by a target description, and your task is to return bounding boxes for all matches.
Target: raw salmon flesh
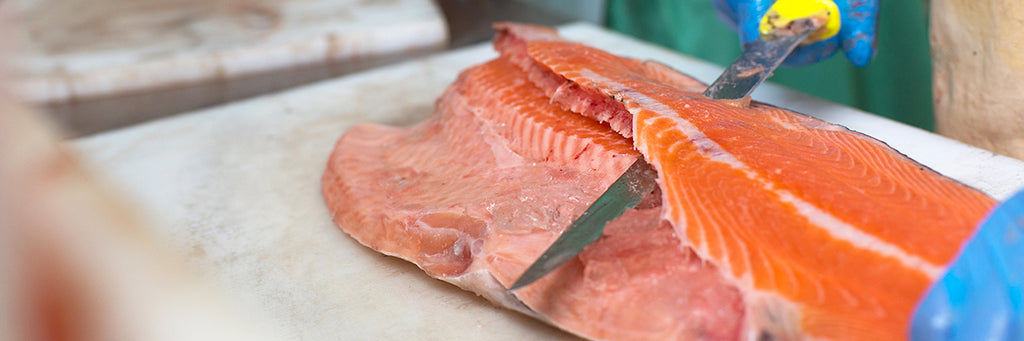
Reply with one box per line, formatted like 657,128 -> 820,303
321,23 -> 996,340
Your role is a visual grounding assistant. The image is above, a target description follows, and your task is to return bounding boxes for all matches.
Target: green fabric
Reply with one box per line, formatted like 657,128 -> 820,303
605,0 -> 934,130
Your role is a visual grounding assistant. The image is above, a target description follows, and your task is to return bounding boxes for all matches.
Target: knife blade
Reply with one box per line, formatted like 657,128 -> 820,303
509,17 -> 825,291
703,17 -> 824,100
509,159 -> 658,290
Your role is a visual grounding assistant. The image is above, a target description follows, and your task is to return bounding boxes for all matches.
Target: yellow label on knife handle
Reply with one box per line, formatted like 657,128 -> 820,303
759,0 -> 840,43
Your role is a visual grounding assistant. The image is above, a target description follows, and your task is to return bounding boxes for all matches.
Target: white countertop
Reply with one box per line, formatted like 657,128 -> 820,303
72,22 -> 1024,340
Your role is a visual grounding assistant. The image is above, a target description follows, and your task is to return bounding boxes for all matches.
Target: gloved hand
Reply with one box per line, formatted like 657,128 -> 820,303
710,0 -> 878,67
910,189 -> 1024,340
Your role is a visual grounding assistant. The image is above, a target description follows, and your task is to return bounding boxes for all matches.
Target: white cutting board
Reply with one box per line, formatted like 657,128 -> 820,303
7,0 -> 447,103
72,23 -> 1024,340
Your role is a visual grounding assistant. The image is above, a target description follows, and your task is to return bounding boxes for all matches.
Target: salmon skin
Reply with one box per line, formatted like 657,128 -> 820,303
322,23 -> 997,340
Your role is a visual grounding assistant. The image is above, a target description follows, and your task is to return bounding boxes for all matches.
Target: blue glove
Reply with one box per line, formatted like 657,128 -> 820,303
911,189 -> 1024,340
710,0 -> 878,67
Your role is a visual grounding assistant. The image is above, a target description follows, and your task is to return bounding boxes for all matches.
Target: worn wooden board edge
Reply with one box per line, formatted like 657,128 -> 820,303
70,22 -> 1024,340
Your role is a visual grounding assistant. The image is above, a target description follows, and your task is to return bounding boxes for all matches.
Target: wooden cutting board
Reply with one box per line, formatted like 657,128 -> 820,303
72,23 -> 1024,340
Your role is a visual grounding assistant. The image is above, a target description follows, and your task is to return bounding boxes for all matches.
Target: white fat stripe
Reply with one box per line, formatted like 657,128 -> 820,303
775,190 -> 943,277
578,68 -> 944,279
767,113 -> 801,131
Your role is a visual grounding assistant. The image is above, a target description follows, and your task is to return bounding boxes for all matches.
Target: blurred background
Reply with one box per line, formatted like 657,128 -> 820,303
3,0 -> 931,138
5,0 -> 596,138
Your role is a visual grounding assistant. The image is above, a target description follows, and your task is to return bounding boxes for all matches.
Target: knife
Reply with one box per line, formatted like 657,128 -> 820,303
510,8 -> 831,291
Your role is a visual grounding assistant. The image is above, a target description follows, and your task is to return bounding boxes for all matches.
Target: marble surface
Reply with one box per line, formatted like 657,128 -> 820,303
72,23 -> 1024,340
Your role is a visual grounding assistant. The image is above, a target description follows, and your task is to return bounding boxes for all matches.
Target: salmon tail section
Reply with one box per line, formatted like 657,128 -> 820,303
494,22 -> 998,340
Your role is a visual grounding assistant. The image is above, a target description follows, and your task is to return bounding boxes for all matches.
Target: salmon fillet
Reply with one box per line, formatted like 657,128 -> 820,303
492,23 -> 997,339
322,23 -> 997,340
323,58 -> 745,339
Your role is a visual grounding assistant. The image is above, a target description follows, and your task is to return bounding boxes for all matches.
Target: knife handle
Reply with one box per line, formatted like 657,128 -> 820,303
759,0 -> 840,43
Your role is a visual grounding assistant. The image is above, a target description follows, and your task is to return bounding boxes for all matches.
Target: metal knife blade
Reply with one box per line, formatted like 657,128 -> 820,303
703,18 -> 824,100
509,159 -> 657,291
509,18 -> 824,291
